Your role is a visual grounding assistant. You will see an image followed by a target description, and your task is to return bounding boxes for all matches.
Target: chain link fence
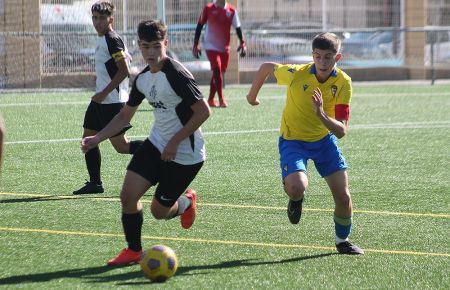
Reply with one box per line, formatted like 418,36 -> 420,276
0,0 -> 449,88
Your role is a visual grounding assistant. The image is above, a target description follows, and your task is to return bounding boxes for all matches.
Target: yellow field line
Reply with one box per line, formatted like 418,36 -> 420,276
1,192 -> 449,218
0,226 -> 448,258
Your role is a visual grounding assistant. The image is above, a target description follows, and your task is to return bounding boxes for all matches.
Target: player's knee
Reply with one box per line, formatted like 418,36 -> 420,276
335,191 -> 351,207
114,146 -> 129,154
284,183 -> 306,200
119,192 -> 137,211
111,142 -> 129,154
150,206 -> 168,220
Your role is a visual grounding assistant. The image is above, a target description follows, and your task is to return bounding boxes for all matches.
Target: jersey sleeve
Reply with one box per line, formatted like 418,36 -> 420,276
198,6 -> 208,25
105,33 -> 127,62
274,63 -> 303,86
232,10 -> 241,28
126,75 -> 146,107
170,70 -> 203,106
335,80 -> 352,121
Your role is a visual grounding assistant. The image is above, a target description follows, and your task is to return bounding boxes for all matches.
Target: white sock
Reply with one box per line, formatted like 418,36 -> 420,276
336,236 -> 349,244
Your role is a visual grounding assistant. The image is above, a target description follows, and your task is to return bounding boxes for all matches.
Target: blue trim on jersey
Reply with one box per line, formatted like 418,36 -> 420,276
310,64 -> 337,77
278,133 -> 347,179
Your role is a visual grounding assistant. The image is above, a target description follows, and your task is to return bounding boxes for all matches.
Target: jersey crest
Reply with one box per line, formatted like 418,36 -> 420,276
331,85 -> 338,97
303,84 -> 309,91
149,85 -> 157,101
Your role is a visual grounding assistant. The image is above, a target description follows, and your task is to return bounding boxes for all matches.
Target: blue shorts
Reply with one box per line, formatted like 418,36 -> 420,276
278,134 -> 348,179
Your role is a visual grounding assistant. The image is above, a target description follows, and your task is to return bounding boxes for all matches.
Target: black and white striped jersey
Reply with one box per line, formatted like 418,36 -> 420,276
94,30 -> 129,104
127,57 -> 206,165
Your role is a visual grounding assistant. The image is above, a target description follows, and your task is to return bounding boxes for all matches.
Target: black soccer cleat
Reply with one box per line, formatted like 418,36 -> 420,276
336,241 -> 364,255
73,181 -> 104,195
287,198 -> 303,224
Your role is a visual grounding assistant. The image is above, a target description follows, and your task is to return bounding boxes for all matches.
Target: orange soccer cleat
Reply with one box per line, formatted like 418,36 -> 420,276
107,248 -> 143,266
180,189 -> 197,229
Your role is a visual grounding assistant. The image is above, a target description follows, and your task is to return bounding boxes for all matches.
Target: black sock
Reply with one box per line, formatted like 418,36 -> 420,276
129,140 -> 144,154
122,211 -> 143,252
85,146 -> 101,184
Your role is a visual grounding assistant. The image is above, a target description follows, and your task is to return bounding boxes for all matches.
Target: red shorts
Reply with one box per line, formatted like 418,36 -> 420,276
206,50 -> 230,72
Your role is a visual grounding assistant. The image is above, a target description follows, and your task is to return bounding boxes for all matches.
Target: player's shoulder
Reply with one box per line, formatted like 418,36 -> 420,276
335,66 -> 352,82
162,57 -> 195,80
276,62 -> 309,73
134,66 -> 150,83
105,30 -> 122,41
226,2 -> 237,12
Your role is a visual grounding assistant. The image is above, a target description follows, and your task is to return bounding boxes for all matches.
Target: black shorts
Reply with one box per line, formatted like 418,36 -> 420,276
127,139 -> 204,207
83,101 -> 132,137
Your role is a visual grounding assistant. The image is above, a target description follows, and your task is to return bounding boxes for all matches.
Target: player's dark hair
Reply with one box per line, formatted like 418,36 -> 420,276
91,1 -> 115,16
312,32 -> 341,53
138,20 -> 167,42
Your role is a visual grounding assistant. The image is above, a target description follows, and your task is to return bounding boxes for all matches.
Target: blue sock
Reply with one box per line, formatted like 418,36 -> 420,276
334,215 -> 352,242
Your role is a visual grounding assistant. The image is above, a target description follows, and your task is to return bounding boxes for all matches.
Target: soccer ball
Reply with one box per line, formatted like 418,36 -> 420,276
139,245 -> 178,282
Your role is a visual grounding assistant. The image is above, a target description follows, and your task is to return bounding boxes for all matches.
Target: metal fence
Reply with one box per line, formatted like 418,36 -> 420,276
0,0 -> 449,87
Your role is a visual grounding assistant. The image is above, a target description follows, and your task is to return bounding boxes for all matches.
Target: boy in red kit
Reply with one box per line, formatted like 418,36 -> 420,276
193,0 -> 247,108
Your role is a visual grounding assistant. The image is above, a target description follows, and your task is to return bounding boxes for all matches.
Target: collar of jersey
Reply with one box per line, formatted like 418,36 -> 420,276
310,64 -> 337,77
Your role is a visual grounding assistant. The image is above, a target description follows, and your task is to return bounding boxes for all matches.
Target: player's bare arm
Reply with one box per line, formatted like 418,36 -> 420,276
161,99 -> 211,162
312,88 -> 348,138
81,104 -> 138,153
91,58 -> 130,103
246,62 -> 277,106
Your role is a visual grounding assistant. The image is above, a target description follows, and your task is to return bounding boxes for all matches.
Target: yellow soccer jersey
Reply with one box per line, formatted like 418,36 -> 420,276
274,63 -> 352,142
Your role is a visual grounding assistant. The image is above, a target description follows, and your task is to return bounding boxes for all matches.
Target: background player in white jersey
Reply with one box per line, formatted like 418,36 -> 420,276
193,0 -> 247,108
81,20 -> 211,266
73,1 -> 143,195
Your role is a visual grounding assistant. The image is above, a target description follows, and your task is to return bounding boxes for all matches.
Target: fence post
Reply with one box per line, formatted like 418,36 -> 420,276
404,0 -> 427,80
157,0 -> 166,24
3,0 -> 40,88
228,0 -> 240,84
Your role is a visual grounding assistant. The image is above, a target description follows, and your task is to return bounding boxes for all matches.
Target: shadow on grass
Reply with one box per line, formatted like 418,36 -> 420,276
0,195 -> 119,204
0,253 -> 335,286
0,196 -> 73,203
0,265 -> 121,285
118,253 -> 337,285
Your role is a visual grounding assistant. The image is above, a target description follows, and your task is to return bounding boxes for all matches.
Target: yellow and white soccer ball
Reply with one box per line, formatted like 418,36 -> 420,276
139,245 -> 178,282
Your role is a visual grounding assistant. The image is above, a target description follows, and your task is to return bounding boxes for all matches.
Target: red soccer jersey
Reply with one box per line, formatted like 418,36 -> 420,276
198,2 -> 241,52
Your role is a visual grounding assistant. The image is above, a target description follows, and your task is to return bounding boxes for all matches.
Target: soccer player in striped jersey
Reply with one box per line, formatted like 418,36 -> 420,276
73,1 -> 143,195
193,0 -> 247,108
81,20 -> 211,266
246,32 -> 364,255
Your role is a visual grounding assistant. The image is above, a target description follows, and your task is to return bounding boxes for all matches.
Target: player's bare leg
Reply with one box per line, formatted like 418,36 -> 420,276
284,171 -> 308,224
110,133 -> 131,153
325,170 -> 364,254
110,133 -> 144,154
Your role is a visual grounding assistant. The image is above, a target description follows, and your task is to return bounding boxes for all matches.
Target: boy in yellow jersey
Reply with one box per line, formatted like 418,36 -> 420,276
246,32 -> 363,255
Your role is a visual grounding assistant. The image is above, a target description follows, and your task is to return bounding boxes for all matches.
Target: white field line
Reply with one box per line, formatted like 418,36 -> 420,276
0,101 -> 87,107
1,91 -> 450,107
4,121 -> 450,145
